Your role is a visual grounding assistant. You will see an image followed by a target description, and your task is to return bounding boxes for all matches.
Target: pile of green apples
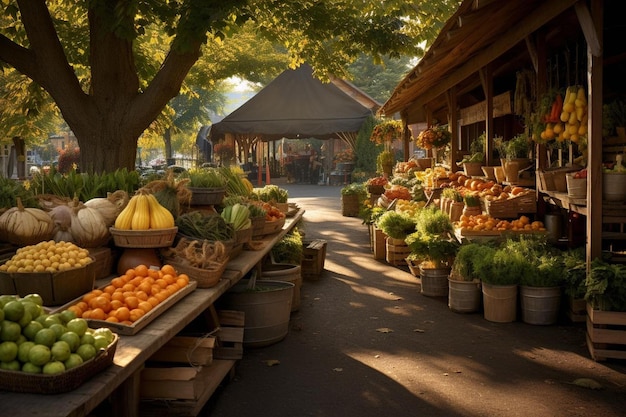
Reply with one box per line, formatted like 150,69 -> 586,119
0,293 -> 116,375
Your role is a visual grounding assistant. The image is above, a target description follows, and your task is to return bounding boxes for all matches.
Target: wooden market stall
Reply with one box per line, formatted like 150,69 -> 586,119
379,0 -> 625,268
0,209 -> 305,417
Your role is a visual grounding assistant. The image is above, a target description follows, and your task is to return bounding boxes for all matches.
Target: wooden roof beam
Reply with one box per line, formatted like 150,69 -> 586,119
396,0 -> 578,117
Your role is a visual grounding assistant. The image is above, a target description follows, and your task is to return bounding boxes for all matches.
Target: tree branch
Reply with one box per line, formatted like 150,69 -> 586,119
15,0 -> 89,119
128,40 -> 203,135
0,34 -> 39,80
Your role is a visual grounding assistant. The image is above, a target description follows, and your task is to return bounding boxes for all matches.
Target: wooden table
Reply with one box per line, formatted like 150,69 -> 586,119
1,209 -> 304,417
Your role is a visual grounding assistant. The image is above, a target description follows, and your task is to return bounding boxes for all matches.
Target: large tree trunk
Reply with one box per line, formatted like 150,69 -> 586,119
3,0 -> 203,173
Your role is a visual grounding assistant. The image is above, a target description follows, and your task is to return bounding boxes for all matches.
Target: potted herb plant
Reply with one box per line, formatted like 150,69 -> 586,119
405,207 -> 459,296
340,183 -> 367,217
500,133 -> 532,182
458,133 -> 485,177
474,237 -> 533,323
376,211 -> 416,266
447,242 -> 492,313
516,235 -> 565,325
181,168 -> 227,206
376,150 -> 395,177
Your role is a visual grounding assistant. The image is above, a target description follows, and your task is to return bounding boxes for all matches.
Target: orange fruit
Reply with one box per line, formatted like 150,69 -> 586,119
134,265 -> 149,277
89,296 -> 111,313
138,301 -> 153,313
166,284 -> 179,296
155,278 -> 168,289
115,307 -> 130,322
103,285 -> 116,294
110,299 -> 123,310
82,291 -> 99,304
125,296 -> 139,309
162,274 -> 176,285
106,316 -> 119,323
122,283 -> 135,293
135,291 -> 148,301
148,269 -> 161,280
129,308 -> 145,322
129,276 -> 143,287
150,285 -> 162,296
82,309 -> 92,319
90,308 -> 106,320
137,282 -> 152,294
125,269 -> 136,279
111,277 -> 125,288
147,296 -> 159,308
67,305 -> 83,317
155,291 -> 169,303
111,292 -> 125,302
176,277 -> 189,288
161,264 -> 176,276
76,301 -> 89,313
177,274 -> 189,284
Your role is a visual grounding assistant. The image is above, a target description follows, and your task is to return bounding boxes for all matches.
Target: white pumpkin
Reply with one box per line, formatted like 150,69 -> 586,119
49,204 -> 75,243
0,197 -> 55,246
84,190 -> 129,227
68,199 -> 110,248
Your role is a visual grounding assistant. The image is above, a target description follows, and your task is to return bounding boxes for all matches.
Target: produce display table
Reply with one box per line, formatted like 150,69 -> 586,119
0,209 -> 304,417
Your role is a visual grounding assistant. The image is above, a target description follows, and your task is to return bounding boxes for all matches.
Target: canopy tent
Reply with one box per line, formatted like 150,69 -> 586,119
208,64 -> 376,142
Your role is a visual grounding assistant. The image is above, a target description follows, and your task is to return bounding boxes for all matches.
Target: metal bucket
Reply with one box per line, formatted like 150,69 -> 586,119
448,279 -> 482,313
543,214 -> 563,244
520,286 -> 561,325
223,280 -> 294,348
482,283 -> 517,323
419,266 -> 450,297
260,263 -> 302,312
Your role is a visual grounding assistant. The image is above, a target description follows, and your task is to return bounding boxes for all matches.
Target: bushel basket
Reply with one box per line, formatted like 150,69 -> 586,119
0,334 -> 118,394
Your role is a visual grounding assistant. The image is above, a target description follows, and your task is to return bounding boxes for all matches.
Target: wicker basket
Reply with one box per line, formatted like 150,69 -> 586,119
260,217 -> 286,236
483,198 -> 519,218
0,334 -> 118,394
251,216 -> 266,238
235,227 -> 253,245
110,227 -> 178,248
169,260 -> 227,288
341,194 -> 361,217
189,187 -> 226,206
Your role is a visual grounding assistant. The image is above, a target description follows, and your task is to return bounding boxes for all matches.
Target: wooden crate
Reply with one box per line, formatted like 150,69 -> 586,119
567,296 -> 586,323
88,246 -> 113,279
302,239 -> 327,279
148,336 -> 216,366
586,303 -> 626,361
385,238 -> 411,267
139,308 -> 244,416
373,227 -> 387,261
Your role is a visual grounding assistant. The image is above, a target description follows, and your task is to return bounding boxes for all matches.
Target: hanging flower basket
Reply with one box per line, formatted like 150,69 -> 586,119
415,126 -> 451,150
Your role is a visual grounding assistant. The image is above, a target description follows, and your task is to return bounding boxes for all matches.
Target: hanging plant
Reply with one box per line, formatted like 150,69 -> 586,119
415,126 -> 451,150
370,119 -> 404,145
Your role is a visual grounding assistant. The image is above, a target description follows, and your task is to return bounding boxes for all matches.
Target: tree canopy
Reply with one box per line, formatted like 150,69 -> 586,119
0,0 -> 460,172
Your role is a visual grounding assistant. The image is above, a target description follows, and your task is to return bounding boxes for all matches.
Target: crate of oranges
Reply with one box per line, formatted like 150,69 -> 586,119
59,264 -> 197,335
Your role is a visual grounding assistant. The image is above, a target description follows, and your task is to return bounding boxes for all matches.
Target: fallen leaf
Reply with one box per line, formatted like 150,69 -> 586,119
571,378 -> 603,390
376,327 -> 393,333
264,360 -> 280,367
413,328 -> 425,333
333,368 -> 343,372
374,354 -> 380,358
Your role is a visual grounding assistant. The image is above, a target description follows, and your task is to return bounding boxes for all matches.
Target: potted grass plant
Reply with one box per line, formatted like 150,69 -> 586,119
447,242 -> 493,313
405,207 -> 459,296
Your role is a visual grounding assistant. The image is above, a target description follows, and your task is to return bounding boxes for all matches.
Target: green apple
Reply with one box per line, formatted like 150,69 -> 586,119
17,341 -> 35,363
43,361 -> 65,375
0,341 -> 18,362
28,344 -> 51,366
64,353 -> 84,370
51,340 -> 71,362
34,328 -> 56,347
76,343 -> 97,361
